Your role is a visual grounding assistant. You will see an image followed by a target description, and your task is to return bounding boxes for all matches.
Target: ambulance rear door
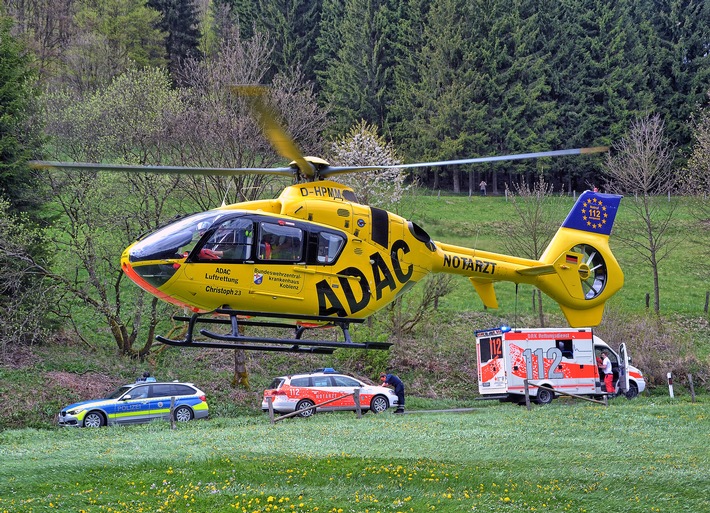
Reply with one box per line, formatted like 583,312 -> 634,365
476,329 -> 507,395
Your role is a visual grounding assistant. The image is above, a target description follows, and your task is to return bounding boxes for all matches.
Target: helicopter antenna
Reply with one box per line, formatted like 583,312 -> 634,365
221,180 -> 233,207
514,283 -> 519,330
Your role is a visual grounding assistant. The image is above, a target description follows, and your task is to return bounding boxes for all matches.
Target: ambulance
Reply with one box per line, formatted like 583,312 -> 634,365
475,326 -> 646,404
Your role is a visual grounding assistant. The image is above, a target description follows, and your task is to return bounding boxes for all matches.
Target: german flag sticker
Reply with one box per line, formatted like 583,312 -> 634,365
566,254 -> 579,264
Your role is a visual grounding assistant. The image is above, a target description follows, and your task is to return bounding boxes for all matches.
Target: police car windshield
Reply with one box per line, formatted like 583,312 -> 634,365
106,385 -> 133,399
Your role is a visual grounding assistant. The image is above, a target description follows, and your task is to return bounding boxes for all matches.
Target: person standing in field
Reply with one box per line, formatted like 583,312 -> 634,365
600,351 -> 613,394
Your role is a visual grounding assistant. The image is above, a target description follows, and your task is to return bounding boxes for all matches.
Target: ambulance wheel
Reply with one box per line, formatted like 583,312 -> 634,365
625,382 -> 639,399
296,399 -> 316,418
83,411 -> 105,428
535,388 -> 554,405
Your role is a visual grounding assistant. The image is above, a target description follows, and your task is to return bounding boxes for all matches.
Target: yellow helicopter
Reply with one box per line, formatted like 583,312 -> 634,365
33,87 -> 623,354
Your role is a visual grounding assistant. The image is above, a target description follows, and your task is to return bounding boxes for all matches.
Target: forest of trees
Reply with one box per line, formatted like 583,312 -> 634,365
1,0 -> 709,357
4,0 -> 709,192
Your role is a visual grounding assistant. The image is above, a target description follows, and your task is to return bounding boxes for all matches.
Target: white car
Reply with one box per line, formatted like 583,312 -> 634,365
262,368 -> 399,417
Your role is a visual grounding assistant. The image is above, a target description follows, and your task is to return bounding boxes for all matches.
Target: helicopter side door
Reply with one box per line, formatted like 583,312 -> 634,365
249,221 -> 307,298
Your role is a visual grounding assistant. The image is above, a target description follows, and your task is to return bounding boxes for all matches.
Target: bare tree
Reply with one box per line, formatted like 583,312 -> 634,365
497,176 -> 562,326
173,31 -> 327,209
41,67 -> 187,357
0,199 -> 56,361
603,114 -> 678,314
682,93 -> 710,224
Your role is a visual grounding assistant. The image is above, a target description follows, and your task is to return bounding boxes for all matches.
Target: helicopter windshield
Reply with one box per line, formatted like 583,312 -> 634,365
128,211 -> 224,262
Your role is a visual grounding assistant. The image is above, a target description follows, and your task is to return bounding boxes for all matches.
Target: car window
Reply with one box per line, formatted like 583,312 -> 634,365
268,378 -> 286,389
149,384 -> 174,398
172,385 -> 195,396
129,386 -> 149,399
333,376 -> 361,387
312,377 -> 332,387
106,385 -> 132,399
290,377 -> 310,387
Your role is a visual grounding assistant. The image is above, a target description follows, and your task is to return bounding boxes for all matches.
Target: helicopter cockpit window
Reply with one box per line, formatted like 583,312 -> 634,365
317,232 -> 345,263
258,222 -> 303,262
197,218 -> 254,262
128,211 -> 223,263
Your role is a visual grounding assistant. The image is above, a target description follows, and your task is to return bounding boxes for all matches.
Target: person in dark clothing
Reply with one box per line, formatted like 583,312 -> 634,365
380,372 -> 405,413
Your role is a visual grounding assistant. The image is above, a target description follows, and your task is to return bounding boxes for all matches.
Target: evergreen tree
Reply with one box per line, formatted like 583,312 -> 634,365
148,0 -> 202,78
65,0 -> 167,92
321,0 -> 401,136
477,0 -> 561,193
544,0 -> 654,191
259,0 -> 323,84
636,0 -> 710,150
214,0 -> 323,86
393,0 -> 486,190
0,13 -> 43,215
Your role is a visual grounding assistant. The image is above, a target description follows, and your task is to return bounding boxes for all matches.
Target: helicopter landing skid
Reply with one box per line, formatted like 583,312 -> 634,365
155,309 -> 392,353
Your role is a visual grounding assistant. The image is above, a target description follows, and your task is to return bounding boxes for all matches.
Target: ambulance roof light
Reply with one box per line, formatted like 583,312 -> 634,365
500,325 -> 511,333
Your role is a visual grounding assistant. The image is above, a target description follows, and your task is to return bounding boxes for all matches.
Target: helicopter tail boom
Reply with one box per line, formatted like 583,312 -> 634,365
433,190 -> 623,327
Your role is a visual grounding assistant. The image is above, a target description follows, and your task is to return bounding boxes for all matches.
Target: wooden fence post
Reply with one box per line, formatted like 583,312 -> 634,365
524,379 -> 531,411
170,397 -> 176,430
354,389 -> 362,418
688,374 -> 696,403
267,396 -> 275,424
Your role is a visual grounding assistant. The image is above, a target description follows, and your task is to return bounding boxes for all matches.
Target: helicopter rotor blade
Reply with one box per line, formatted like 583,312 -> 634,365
319,147 -> 610,178
28,160 -> 296,177
233,85 -> 315,179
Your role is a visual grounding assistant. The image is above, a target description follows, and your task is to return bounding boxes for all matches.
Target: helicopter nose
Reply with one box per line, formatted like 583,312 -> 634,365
121,247 -> 181,290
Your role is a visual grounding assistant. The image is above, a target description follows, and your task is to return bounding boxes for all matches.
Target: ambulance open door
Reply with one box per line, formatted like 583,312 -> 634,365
618,343 -> 630,394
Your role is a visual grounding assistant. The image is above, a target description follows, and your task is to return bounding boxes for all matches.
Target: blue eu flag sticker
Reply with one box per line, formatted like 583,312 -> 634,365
561,190 -> 622,236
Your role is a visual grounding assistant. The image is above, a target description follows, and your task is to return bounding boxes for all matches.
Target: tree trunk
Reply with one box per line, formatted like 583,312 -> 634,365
232,349 -> 249,389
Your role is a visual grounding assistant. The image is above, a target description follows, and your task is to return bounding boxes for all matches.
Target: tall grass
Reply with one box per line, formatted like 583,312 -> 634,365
1,398 -> 707,512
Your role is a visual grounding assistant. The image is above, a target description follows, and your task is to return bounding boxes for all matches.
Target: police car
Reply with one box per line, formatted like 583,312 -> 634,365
58,381 -> 209,427
262,368 -> 399,417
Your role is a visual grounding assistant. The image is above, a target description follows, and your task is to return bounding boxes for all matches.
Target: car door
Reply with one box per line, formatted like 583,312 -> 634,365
330,375 -> 361,409
148,384 -> 178,420
112,385 -> 152,424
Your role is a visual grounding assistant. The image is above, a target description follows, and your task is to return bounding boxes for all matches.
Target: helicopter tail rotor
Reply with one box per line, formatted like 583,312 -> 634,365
534,190 -> 624,326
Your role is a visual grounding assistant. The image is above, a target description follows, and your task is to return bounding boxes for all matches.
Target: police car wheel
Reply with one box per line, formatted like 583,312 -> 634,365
535,388 -> 554,405
296,399 -> 316,418
174,406 -> 193,422
625,382 -> 639,400
370,395 -> 389,414
83,411 -> 105,428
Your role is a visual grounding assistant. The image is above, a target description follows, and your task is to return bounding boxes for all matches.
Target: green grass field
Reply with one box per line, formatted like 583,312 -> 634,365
403,192 -> 709,318
1,398 -> 707,513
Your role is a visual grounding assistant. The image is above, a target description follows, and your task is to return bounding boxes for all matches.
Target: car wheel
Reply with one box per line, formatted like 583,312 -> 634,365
535,388 -> 554,405
174,406 -> 193,422
369,395 -> 389,414
83,411 -> 105,428
625,382 -> 639,400
296,399 -> 316,418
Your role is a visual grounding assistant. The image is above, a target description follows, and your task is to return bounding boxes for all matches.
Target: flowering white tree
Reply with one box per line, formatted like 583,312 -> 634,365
328,120 -> 411,212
